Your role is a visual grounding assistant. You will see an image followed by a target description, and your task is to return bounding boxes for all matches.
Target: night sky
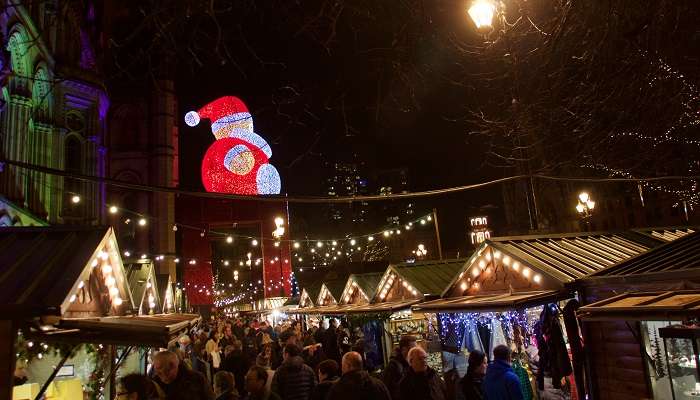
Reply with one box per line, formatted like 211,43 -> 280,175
163,0 -> 700,252
174,1 -> 505,251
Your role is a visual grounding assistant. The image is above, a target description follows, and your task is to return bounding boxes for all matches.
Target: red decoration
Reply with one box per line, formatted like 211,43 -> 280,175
201,137 -> 270,194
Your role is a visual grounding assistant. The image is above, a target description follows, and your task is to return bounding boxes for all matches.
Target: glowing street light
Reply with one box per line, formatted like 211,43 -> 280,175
468,0 -> 496,29
576,191 -> 596,230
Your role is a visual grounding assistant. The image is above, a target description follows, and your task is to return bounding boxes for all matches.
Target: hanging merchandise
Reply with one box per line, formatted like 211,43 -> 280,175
563,299 -> 585,400
536,304 -> 573,391
464,319 -> 484,353
489,318 -> 508,360
512,358 -> 534,400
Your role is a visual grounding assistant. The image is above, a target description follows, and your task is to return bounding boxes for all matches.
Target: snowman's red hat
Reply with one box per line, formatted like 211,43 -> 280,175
185,96 -> 253,140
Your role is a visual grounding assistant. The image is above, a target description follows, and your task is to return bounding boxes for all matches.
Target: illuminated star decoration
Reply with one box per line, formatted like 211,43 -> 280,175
185,96 -> 281,195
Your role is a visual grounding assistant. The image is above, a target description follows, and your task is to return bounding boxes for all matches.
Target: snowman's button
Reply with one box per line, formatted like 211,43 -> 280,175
224,144 -> 255,175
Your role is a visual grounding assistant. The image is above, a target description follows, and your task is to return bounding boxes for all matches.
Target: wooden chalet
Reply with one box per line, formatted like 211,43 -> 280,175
298,283 -> 322,309
156,273 -> 176,313
338,272 -> 383,305
316,276 -> 350,307
0,227 -> 200,400
126,261 -> 161,315
576,229 -> 700,400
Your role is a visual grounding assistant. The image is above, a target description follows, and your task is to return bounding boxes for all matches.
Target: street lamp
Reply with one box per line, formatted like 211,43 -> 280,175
468,0 -> 496,29
576,192 -> 596,230
272,217 -> 285,297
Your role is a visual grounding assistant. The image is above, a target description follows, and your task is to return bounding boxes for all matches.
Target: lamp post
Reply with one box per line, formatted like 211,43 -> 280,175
468,0 -> 540,232
468,0 -> 497,30
576,192 -> 596,231
272,217 -> 285,297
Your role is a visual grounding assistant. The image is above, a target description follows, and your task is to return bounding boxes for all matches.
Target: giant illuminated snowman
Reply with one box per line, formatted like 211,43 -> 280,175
184,96 -> 281,194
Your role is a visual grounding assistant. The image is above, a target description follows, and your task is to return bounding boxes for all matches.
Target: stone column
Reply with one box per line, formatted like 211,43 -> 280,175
0,95 -> 31,203
149,79 -> 177,278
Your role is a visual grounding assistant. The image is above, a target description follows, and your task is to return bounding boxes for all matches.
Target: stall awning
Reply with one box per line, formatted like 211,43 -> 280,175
632,227 -> 696,243
412,290 -> 567,313
290,299 -> 419,315
25,313 -> 201,347
578,290 -> 700,321
587,230 -> 700,278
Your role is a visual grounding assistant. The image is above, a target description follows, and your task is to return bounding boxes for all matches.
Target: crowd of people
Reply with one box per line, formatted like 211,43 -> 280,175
116,316 -> 527,400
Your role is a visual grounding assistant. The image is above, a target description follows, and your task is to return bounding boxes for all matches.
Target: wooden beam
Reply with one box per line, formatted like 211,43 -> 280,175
0,320 -> 17,400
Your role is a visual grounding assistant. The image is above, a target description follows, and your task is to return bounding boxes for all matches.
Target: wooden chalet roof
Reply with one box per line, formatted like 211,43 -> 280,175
0,226 -> 129,318
126,263 -> 157,313
289,299 -> 419,315
339,272 -> 383,304
27,314 -> 201,347
156,274 -> 171,311
318,278 -> 349,304
300,283 -> 322,307
441,231 -> 664,297
587,230 -> 700,278
385,259 -> 465,298
412,290 -> 568,313
578,290 -> 700,321
631,226 -> 696,243
486,231 -> 661,283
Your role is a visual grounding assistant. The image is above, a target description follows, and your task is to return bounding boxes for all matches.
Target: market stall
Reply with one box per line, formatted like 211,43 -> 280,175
577,229 -> 700,400
316,277 -> 350,307
370,259 -> 465,368
126,261 -> 162,315
0,227 -> 199,400
338,272 -> 383,305
419,230 -> 672,399
156,274 -> 176,314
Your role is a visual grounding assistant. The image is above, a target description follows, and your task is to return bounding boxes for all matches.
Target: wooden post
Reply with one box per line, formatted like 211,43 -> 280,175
432,209 -> 443,260
0,320 -> 16,400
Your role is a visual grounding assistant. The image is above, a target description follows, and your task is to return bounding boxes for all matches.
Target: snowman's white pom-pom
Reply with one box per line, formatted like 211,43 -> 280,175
184,111 -> 200,127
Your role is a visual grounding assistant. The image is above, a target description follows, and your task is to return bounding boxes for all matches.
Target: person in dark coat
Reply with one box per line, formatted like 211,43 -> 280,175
214,371 -> 240,400
152,350 -> 215,400
482,345 -> 524,400
326,352 -> 391,400
310,359 -> 339,400
271,344 -> 317,400
461,350 -> 486,400
221,342 -> 251,396
323,319 -> 341,362
220,325 -> 236,350
118,373 -> 164,400
246,366 -> 282,400
381,335 -> 416,400
399,346 -> 447,400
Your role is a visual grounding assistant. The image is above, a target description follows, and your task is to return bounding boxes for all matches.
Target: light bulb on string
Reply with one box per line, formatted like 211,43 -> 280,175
109,206 -> 118,214
138,218 -> 147,226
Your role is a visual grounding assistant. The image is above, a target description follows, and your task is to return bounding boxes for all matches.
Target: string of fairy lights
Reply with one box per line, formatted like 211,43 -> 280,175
51,178 -> 439,305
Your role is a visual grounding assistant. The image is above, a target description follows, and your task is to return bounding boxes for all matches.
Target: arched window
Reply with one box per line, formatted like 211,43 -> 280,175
32,67 -> 52,122
7,28 -> 30,95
